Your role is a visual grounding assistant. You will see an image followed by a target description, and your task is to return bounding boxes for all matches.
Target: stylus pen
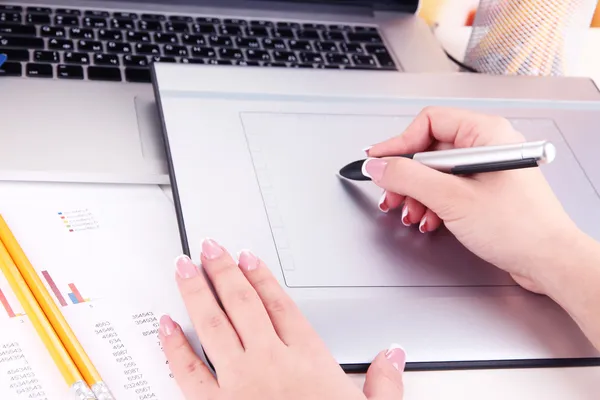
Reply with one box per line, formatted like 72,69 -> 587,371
338,140 -> 556,180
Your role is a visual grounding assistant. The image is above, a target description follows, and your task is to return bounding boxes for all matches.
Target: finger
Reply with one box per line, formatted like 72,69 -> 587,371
238,250 -> 324,348
367,106 -> 524,157
159,315 -> 219,399
363,344 -> 405,400
200,238 -> 281,349
419,209 -> 442,233
380,191 -> 404,213
175,254 -> 244,369
402,197 -> 426,226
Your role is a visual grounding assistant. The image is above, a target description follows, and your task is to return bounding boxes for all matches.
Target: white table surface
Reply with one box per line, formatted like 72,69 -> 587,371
347,27 -> 600,399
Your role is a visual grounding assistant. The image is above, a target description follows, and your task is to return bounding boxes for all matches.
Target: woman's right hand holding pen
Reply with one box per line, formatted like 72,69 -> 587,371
365,106 -> 600,350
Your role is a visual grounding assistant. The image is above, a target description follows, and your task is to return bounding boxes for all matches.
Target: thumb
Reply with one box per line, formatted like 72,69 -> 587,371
363,157 -> 468,216
363,344 -> 406,400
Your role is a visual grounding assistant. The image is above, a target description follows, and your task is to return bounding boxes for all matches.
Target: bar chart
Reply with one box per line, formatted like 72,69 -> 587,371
0,277 -> 25,318
41,270 -> 91,307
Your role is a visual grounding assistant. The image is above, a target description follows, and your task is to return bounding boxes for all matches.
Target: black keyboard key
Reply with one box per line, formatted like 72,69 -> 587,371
169,15 -> 192,23
246,26 -> 269,37
126,31 -> 151,43
234,60 -> 260,67
302,23 -> 326,30
163,44 -> 188,56
347,32 -> 382,43
98,29 -> 122,41
26,62 -> 53,77
192,23 -> 215,34
245,49 -> 270,62
34,50 -> 59,62
218,48 -> 242,60
107,41 -> 132,53
88,66 -> 121,81
273,51 -> 297,63
165,22 -> 188,33
323,31 -> 345,41
276,22 -> 299,29
56,9 -> 81,16
55,15 -> 79,26
94,53 -> 119,66
297,30 -> 320,40
123,54 -> 148,67
182,34 -> 205,45
125,67 -> 150,83
251,20 -> 273,28
0,61 -> 21,75
262,38 -> 286,50
70,27 -> 94,39
84,17 -> 107,28
288,40 -> 312,51
48,38 -> 74,50
208,35 -> 232,47
299,52 -> 323,63
196,17 -> 220,24
111,18 -> 134,30
1,12 -> 21,23
57,64 -> 83,79
85,10 -> 110,18
0,35 -> 43,48
0,6 -> 22,12
113,12 -> 137,20
205,59 -> 233,66
27,7 -> 52,14
272,28 -> 294,39
138,20 -> 162,31
364,44 -> 388,54
316,41 -> 338,52
150,56 -> 175,63
326,53 -> 350,65
235,37 -> 259,49
63,51 -> 90,64
26,13 -> 50,24
352,54 -> 376,67
218,24 -> 243,36
154,32 -> 178,44
191,47 -> 215,58
265,62 -> 286,67
40,25 -> 66,37
78,40 -> 103,52
223,18 -> 246,26
329,24 -> 351,31
341,43 -> 364,54
142,14 -> 165,21
135,43 -> 160,55
0,48 -> 29,61
355,26 -> 378,33
181,57 -> 204,64
374,52 -> 395,68
0,23 -> 35,35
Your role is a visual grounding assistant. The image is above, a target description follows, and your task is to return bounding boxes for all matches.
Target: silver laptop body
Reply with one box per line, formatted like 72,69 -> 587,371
0,0 -> 451,184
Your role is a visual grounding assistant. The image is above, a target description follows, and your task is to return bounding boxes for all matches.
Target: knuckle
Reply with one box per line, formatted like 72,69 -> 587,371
232,287 -> 257,305
205,313 -> 226,329
265,297 -> 290,315
181,358 -> 205,376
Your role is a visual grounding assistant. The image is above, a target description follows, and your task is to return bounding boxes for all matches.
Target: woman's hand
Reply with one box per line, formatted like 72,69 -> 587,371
159,238 -> 406,400
365,106 -> 582,293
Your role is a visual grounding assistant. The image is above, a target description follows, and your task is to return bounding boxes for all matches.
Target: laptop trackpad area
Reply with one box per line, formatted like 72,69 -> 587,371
238,112 -> 600,288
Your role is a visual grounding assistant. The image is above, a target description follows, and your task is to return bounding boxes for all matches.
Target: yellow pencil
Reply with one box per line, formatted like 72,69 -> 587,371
0,240 -> 96,399
0,215 -> 114,400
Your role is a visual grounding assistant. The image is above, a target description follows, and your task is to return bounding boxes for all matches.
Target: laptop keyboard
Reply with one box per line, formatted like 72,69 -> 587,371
0,4 -> 398,83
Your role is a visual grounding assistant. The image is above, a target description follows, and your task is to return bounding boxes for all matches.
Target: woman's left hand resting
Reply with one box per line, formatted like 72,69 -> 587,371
158,238 -> 405,400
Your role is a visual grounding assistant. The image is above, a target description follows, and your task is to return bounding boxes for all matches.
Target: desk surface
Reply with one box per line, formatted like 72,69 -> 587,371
346,27 -> 600,399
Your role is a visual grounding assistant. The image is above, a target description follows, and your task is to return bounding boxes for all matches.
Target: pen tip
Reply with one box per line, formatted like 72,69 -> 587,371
339,159 -> 370,181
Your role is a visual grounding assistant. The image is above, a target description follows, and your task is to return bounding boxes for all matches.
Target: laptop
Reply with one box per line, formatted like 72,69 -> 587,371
151,62 -> 600,371
0,0 -> 451,185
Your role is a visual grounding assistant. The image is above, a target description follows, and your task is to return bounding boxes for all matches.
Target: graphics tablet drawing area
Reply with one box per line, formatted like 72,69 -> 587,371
152,65 -> 600,372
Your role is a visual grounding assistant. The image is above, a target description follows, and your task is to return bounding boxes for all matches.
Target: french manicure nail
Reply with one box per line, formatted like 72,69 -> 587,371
401,205 -> 410,226
159,315 -> 176,337
238,250 -> 259,271
419,216 -> 427,233
378,191 -> 389,213
385,343 -> 406,372
202,238 -> 224,260
175,254 -> 199,279
362,158 -> 387,182
362,145 -> 373,155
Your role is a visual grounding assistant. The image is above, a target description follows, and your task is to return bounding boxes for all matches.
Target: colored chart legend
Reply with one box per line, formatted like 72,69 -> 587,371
57,209 -> 99,233
41,270 -> 90,307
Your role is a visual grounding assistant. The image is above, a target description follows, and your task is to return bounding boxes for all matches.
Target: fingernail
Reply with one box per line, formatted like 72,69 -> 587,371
159,315 -> 176,337
362,158 -> 387,182
202,238 -> 224,260
385,343 -> 406,372
419,216 -> 427,233
378,191 -> 389,213
401,204 -> 410,226
238,249 -> 259,271
175,254 -> 199,279
362,145 -> 373,155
